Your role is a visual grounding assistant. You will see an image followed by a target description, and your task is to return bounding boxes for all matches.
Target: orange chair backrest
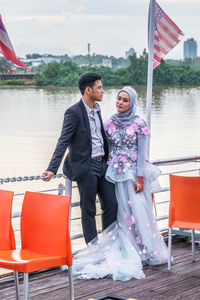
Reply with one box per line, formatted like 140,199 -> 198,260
0,190 -> 16,249
169,175 -> 200,229
21,191 -> 72,265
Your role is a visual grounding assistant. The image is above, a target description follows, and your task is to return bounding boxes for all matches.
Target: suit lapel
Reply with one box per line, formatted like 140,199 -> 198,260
97,110 -> 109,155
79,100 -> 92,149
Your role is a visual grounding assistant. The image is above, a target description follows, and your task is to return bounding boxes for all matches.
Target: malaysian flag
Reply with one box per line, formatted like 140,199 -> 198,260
0,14 -> 29,68
150,2 -> 184,69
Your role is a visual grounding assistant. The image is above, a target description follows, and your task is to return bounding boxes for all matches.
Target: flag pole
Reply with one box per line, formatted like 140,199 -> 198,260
146,0 -> 156,159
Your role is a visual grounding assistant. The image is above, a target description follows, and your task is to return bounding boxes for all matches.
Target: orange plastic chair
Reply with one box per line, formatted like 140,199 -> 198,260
0,191 -> 74,300
0,190 -> 20,299
168,175 -> 200,270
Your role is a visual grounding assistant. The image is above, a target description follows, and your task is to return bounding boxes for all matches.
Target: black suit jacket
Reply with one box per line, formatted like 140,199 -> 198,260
47,100 -> 109,181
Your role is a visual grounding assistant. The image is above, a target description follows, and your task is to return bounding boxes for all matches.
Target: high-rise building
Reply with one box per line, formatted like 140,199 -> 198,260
125,47 -> 136,59
184,38 -> 198,59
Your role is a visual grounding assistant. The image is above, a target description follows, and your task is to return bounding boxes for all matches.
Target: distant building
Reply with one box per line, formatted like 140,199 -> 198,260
184,38 -> 198,59
21,56 -> 61,67
102,58 -> 112,68
125,47 -> 136,59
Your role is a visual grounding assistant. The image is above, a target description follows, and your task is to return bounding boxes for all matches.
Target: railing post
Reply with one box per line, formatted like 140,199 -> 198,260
60,178 -> 72,272
65,178 -> 72,197
58,183 -> 64,195
65,178 -> 72,233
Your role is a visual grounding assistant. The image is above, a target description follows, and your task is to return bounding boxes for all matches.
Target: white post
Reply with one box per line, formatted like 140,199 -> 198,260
168,227 -> 172,270
146,0 -> 156,159
60,178 -> 72,272
192,229 -> 196,261
65,178 -> 72,233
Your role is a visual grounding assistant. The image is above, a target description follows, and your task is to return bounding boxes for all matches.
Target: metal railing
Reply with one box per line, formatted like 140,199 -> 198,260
1,155 -> 200,246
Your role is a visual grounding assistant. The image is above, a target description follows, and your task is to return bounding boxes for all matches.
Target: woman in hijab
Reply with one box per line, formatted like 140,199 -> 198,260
73,86 -> 168,281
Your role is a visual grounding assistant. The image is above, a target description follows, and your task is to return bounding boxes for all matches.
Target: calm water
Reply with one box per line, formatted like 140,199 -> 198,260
0,85 -> 200,252
1,85 -> 200,180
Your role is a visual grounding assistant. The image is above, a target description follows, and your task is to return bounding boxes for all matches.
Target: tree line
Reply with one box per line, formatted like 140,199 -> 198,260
35,50 -> 200,86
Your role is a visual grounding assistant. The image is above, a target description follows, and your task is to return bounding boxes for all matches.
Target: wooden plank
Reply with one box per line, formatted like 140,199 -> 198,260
1,242 -> 200,300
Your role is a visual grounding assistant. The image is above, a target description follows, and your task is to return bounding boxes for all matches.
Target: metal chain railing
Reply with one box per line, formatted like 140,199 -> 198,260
0,173 -> 66,185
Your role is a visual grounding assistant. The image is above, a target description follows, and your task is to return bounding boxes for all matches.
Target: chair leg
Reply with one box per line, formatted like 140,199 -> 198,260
14,271 -> 20,300
192,229 -> 196,261
168,227 -> 172,270
23,273 -> 29,300
68,266 -> 74,300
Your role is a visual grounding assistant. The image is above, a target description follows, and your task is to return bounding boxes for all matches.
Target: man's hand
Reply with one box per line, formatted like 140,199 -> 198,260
42,171 -> 54,181
134,176 -> 144,193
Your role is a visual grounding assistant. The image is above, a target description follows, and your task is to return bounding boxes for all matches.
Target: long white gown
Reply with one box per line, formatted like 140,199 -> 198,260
73,116 -> 168,281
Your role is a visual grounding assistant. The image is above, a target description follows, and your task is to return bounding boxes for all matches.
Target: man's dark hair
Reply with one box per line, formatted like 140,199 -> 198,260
78,72 -> 102,95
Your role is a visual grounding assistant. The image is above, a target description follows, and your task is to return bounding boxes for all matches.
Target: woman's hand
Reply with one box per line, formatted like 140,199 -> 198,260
134,176 -> 144,193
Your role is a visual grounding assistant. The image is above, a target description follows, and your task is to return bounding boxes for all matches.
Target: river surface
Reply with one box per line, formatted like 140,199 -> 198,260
1,85 -> 200,178
0,85 -> 200,250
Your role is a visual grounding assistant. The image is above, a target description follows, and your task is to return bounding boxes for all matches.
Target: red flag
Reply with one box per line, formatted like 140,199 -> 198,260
151,2 -> 184,69
0,14 -> 30,69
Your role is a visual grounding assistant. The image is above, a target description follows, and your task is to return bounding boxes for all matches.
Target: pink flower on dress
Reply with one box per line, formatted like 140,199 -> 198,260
91,244 -> 99,253
152,219 -> 156,226
135,118 -> 143,126
141,126 -> 149,136
105,120 -> 117,136
127,200 -> 132,207
101,257 -> 107,262
130,215 -> 136,224
136,236 -> 142,244
131,153 -> 137,162
117,167 -> 122,173
126,125 -> 135,137
153,250 -> 158,257
113,155 -> 118,163
127,215 -> 136,226
119,155 -> 128,163
127,218 -> 132,226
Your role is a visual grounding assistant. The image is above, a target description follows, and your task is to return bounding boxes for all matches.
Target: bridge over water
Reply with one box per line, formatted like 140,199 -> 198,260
0,73 -> 35,80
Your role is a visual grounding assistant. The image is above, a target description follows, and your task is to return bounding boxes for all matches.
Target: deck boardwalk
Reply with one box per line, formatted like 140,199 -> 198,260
0,241 -> 200,300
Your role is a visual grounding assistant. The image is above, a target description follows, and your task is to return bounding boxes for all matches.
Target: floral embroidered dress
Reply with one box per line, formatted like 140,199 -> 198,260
73,116 -> 168,281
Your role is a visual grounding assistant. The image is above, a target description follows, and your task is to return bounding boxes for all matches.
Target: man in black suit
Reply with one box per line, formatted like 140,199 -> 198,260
43,72 -> 117,244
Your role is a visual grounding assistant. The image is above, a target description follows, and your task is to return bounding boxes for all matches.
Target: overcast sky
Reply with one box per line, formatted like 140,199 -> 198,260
1,0 -> 199,59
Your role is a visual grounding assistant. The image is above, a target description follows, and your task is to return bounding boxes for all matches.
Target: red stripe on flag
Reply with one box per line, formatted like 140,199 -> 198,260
164,14 -> 183,35
153,61 -> 160,68
154,44 -> 167,55
154,44 -> 160,52
157,31 -> 174,49
154,34 -> 159,41
158,20 -> 179,43
0,41 -> 30,69
154,53 -> 162,62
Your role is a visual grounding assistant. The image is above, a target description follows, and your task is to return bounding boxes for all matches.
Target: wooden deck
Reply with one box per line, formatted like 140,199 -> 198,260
1,241 -> 200,300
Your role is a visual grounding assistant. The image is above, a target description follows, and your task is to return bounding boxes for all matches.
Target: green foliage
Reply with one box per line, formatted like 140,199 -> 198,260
26,53 -> 42,59
34,52 -> 200,87
35,61 -> 80,86
0,79 -> 26,85
166,57 -> 200,69
0,57 -> 13,73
